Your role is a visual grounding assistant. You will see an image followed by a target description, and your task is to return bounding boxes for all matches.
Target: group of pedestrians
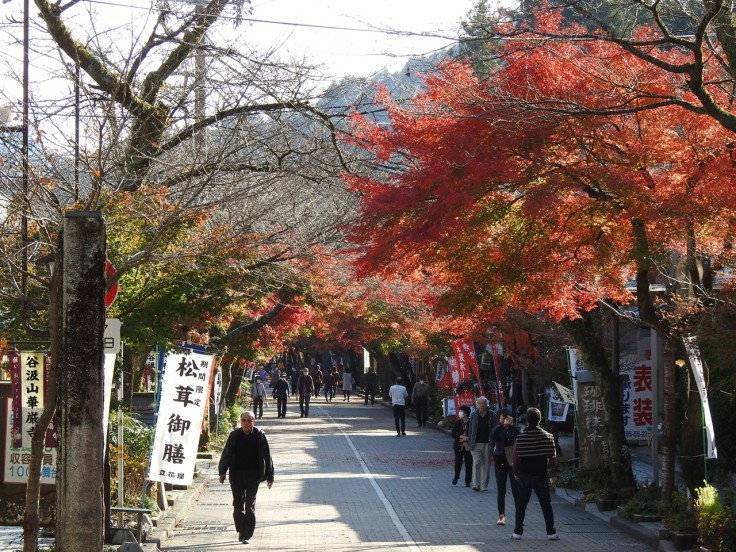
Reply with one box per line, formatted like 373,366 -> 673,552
453,401 -> 560,541
250,363 -> 363,417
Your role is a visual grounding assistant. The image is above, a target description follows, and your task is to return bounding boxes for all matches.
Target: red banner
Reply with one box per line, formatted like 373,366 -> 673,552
453,390 -> 476,415
491,343 -> 505,408
437,369 -> 453,390
9,351 -> 22,448
447,355 -> 469,390
451,339 -> 479,379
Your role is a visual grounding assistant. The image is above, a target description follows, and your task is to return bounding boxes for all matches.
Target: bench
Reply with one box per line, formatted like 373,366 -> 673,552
110,506 -> 152,543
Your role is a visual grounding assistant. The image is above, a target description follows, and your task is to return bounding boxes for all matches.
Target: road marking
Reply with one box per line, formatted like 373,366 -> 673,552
318,406 -> 420,552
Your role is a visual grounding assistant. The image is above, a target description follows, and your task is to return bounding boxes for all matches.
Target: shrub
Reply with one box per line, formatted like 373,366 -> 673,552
695,481 -> 735,551
661,490 -> 697,533
108,412 -> 156,510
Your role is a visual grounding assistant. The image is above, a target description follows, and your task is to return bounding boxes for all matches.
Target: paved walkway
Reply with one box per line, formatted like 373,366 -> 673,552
158,399 -> 651,552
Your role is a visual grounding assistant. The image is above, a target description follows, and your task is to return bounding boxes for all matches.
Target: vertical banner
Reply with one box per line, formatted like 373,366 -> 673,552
102,353 -> 117,444
4,398 -> 58,483
362,347 -> 370,375
547,387 -> 570,422
148,351 -> 214,485
20,352 -> 45,448
213,367 -> 222,415
447,356 -> 469,390
453,391 -> 476,416
683,336 -> 717,459
490,343 -> 505,408
622,361 -> 653,440
451,339 -> 480,383
9,351 -> 22,448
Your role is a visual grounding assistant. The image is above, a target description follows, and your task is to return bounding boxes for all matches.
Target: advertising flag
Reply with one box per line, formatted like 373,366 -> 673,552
683,336 -> 717,459
149,351 -> 214,485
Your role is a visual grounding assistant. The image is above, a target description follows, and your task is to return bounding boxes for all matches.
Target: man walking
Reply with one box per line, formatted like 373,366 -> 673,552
250,375 -> 267,420
468,396 -> 493,491
389,376 -> 408,436
363,368 -> 378,405
297,368 -> 314,417
412,376 -> 430,426
511,407 -> 559,541
218,411 -> 275,545
272,372 -> 290,418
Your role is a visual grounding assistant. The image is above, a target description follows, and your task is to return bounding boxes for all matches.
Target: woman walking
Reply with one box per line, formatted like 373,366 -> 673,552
491,412 -> 520,525
452,405 -> 473,486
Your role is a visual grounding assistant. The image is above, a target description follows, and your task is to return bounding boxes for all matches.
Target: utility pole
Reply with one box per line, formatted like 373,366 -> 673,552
56,211 -> 106,551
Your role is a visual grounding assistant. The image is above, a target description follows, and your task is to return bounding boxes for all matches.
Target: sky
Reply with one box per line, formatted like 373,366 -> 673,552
239,0 -> 479,78
0,0 -> 482,119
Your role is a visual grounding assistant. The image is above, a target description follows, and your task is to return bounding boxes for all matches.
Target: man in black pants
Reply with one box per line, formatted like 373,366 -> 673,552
363,368 -> 378,405
412,376 -> 429,426
511,407 -> 559,541
219,411 -> 275,544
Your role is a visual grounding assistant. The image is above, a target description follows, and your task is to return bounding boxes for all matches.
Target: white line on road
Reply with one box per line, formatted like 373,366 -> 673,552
318,406 -> 421,552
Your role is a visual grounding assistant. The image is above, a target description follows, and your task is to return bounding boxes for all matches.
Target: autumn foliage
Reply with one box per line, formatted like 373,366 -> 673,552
343,12 -> 736,324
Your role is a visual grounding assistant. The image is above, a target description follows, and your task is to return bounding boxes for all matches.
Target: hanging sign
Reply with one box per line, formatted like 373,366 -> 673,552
148,351 -> 214,485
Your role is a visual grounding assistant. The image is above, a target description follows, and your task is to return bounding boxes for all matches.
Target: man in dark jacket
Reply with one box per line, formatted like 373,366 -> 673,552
296,368 -> 315,417
219,411 -> 275,544
363,368 -> 378,405
272,373 -> 291,418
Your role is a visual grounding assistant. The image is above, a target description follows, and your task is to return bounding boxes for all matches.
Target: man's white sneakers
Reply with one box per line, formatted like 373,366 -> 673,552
497,515 -> 506,525
548,533 -> 560,540
510,532 -> 522,539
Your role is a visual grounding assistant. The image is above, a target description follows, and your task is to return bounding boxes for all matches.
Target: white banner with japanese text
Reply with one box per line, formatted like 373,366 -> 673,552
148,351 -> 214,485
683,336 -> 717,459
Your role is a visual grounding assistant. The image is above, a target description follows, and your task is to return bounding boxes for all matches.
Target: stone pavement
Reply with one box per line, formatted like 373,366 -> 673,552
155,398 -> 653,552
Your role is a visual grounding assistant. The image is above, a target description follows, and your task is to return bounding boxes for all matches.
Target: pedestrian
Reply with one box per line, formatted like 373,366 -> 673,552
342,369 -> 353,401
218,411 -> 274,545
511,407 -> 559,541
290,368 -> 299,397
452,404 -> 473,487
297,368 -> 315,417
363,368 -> 378,405
258,365 -> 268,383
250,375 -> 267,420
412,376 -> 429,426
330,367 -> 340,400
468,396 -> 493,491
491,412 -> 520,525
312,364 -> 323,398
271,372 -> 290,418
323,370 -> 335,402
270,365 -> 280,389
388,376 -> 408,436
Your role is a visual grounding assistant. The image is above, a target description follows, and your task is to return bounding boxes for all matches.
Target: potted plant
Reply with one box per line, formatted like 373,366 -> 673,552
662,491 -> 699,551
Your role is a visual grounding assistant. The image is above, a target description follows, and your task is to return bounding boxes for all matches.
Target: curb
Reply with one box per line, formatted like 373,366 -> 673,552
556,490 -> 673,551
144,463 -> 214,550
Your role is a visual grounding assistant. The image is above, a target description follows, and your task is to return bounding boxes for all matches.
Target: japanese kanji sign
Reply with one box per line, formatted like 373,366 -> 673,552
447,355 -> 469,389
4,399 -> 57,484
9,351 -> 57,449
451,338 -> 480,384
622,361 -> 653,440
148,351 -> 214,485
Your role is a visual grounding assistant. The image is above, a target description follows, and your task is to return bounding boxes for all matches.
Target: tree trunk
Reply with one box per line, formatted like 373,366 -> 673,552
661,337 -> 677,499
56,212 -> 106,551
